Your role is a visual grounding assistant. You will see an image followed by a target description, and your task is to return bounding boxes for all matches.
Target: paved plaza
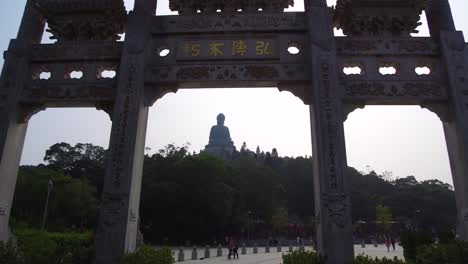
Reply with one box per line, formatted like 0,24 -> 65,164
172,245 -> 404,264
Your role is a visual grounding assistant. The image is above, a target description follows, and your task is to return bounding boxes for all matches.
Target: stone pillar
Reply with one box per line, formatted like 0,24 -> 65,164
177,248 -> 184,262
191,247 -> 198,260
437,30 -> 468,240
134,0 -> 158,15
204,245 -> 210,258
425,0 -> 456,37
305,1 -> 354,263
426,0 -> 468,240
17,0 -> 46,42
0,0 -> 44,243
94,1 -> 153,263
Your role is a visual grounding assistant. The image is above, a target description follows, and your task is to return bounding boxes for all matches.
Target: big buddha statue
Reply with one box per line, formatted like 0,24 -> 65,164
204,113 -> 236,159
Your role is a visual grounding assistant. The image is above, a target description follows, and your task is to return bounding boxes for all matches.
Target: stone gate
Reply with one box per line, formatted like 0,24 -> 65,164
0,0 -> 467,264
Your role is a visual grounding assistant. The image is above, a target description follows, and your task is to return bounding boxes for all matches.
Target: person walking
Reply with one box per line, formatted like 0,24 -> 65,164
385,237 -> 391,252
233,238 -> 239,259
391,237 -> 396,251
228,237 -> 234,259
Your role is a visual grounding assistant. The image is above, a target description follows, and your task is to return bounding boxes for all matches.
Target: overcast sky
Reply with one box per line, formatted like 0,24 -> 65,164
1,0 -> 467,185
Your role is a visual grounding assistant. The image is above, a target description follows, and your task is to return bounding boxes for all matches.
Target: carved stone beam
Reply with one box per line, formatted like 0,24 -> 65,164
18,0 -> 45,44
144,85 -> 178,107
17,103 -> 46,124
277,83 -> 312,105
420,100 -> 452,122
95,102 -> 115,121
134,0 -> 158,15
305,0 -> 327,8
425,0 -> 456,37
342,102 -> 366,122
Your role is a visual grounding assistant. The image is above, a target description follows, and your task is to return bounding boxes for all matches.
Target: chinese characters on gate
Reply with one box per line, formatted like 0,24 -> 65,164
179,39 -> 276,60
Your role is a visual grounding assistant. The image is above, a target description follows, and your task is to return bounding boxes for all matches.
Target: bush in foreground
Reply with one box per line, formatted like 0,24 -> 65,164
282,249 -> 325,264
120,246 -> 174,264
400,230 -> 434,261
353,255 -> 406,264
415,240 -> 468,264
14,229 -> 94,264
0,239 -> 23,264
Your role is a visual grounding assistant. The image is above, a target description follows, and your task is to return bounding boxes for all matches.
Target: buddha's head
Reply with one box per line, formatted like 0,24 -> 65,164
217,113 -> 225,125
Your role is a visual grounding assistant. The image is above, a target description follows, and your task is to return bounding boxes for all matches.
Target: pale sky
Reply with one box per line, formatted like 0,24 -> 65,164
1,0 -> 467,185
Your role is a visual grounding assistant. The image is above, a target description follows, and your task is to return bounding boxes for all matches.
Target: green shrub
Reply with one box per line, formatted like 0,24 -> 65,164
282,249 -> 325,264
415,240 -> 468,264
120,246 -> 174,264
353,255 -> 406,264
14,229 -> 94,264
436,231 -> 455,244
400,230 -> 434,261
0,239 -> 23,264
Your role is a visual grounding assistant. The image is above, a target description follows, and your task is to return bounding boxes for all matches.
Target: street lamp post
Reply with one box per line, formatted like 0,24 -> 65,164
247,211 -> 253,243
414,209 -> 421,231
80,168 -> 86,228
41,180 -> 54,230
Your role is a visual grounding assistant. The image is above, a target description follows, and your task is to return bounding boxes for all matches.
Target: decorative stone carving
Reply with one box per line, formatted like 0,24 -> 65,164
323,193 -> 348,228
245,65 -> 279,79
344,81 -> 444,99
33,0 -> 127,41
24,84 -> 116,101
149,64 -> 305,84
31,42 -> 123,61
336,38 -> 439,56
334,0 -> 427,37
98,192 -> 127,229
176,67 -> 210,80
108,59 -> 138,188
0,205 -> 7,216
153,13 -> 307,33
318,59 -> 340,191
169,0 -> 294,15
463,208 -> 468,222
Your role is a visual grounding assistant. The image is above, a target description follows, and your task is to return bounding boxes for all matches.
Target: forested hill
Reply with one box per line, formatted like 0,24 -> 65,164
12,143 -> 456,244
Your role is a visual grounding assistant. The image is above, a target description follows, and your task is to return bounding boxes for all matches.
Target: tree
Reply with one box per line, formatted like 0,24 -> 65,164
376,204 -> 392,233
271,207 -> 288,234
43,143 -> 80,173
23,142 -> 458,244
43,143 -> 107,195
381,171 -> 393,182
272,148 -> 278,158
12,166 -> 97,230
241,142 -> 247,153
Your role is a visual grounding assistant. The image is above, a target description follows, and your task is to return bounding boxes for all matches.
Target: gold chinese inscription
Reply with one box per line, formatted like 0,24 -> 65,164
179,39 -> 276,59
232,40 -> 247,56
255,41 -> 272,55
183,42 -> 201,57
209,42 -> 224,56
